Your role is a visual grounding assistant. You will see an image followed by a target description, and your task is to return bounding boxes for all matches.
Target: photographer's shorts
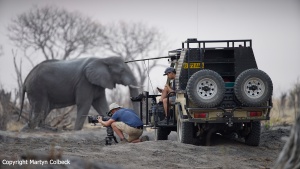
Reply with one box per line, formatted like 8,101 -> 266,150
114,122 -> 143,142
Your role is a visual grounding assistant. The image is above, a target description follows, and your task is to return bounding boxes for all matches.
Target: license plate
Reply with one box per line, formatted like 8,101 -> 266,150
183,62 -> 204,69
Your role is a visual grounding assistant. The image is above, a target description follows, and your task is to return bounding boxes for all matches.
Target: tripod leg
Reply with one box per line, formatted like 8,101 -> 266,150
105,137 -> 112,145
113,136 -> 118,143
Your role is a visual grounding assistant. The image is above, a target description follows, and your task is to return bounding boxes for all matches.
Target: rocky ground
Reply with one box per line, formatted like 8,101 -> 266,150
0,125 -> 291,169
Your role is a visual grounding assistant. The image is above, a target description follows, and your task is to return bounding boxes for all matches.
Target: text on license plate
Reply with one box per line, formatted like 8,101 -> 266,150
183,62 -> 204,69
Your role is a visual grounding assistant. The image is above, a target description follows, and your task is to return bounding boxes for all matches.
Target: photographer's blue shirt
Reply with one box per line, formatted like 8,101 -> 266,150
111,108 -> 143,127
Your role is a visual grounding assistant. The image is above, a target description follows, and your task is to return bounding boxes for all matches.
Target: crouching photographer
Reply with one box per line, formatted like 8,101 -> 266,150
98,103 -> 149,143
87,114 -> 117,145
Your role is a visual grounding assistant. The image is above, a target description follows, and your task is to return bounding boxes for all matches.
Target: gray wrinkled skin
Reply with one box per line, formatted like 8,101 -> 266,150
19,57 -> 139,130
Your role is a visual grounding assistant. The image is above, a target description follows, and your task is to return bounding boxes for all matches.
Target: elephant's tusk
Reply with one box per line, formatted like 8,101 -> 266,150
129,85 -> 144,89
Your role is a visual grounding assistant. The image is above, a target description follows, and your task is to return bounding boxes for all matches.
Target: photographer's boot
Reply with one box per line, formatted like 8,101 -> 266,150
140,135 -> 150,142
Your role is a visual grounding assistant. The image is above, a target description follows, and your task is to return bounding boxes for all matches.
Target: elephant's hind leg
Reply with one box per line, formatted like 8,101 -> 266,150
28,99 -> 50,130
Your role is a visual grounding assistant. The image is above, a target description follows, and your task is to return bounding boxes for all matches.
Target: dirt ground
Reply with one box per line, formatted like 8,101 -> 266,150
0,125 -> 291,169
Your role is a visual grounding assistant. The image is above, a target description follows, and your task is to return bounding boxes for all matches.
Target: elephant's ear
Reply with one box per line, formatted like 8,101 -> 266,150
84,60 -> 115,89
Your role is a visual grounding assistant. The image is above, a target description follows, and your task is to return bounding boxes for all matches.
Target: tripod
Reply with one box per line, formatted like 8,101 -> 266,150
105,126 -> 118,145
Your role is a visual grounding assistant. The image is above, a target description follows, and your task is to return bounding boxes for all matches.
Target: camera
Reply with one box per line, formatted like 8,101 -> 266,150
87,115 -> 110,124
87,115 -> 99,124
86,112 -> 118,145
87,111 -> 112,125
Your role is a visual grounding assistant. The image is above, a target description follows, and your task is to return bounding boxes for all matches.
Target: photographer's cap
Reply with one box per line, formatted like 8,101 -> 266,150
163,67 -> 175,76
109,103 -> 122,112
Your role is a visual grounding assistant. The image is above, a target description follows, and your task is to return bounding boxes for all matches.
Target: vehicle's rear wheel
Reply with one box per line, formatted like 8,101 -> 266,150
186,69 -> 225,107
245,121 -> 261,146
234,69 -> 273,106
156,127 -> 171,140
177,116 -> 194,144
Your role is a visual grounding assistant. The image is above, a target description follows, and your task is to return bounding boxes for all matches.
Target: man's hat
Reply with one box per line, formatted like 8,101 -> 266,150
163,67 -> 175,76
109,103 -> 122,112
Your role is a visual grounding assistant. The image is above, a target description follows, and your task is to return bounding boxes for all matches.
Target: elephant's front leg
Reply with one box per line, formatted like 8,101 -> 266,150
92,91 -> 109,116
74,99 -> 93,130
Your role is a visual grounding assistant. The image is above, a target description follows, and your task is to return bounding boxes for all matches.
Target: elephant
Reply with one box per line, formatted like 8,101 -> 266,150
18,57 -> 140,130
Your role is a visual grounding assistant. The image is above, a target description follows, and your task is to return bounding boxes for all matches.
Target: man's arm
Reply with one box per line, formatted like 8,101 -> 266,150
165,84 -> 173,92
98,117 -> 115,127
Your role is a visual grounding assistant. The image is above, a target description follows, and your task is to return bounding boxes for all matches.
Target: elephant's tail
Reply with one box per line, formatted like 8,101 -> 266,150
18,86 -> 26,121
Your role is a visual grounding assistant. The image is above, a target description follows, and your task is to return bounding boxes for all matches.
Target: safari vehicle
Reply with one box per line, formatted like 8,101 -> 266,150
132,38 -> 273,146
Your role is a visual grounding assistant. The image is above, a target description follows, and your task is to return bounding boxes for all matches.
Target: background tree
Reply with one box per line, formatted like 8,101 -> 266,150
279,92 -> 287,117
7,5 -> 105,65
288,80 -> 300,118
0,45 -> 3,57
12,50 -> 23,104
101,21 -> 167,92
8,6 -> 167,95
7,5 -> 105,129
8,5 -> 106,103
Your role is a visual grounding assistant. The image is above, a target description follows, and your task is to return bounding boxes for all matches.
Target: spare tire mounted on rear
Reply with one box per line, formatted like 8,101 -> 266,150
186,69 -> 225,108
234,68 -> 273,106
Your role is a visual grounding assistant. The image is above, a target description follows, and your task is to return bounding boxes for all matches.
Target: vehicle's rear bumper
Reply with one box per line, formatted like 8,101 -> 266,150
179,105 -> 272,124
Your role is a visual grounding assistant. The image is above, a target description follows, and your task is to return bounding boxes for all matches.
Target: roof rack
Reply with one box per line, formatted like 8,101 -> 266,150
182,38 -> 252,49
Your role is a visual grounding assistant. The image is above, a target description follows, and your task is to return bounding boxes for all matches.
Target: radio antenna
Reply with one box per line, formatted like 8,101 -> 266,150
197,0 -> 199,38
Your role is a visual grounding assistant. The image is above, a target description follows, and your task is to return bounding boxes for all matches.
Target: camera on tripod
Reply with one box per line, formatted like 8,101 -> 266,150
87,115 -> 110,125
86,112 -> 118,145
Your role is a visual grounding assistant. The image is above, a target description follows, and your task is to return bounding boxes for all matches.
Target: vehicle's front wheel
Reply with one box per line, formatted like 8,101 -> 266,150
156,127 -> 171,140
177,116 -> 194,144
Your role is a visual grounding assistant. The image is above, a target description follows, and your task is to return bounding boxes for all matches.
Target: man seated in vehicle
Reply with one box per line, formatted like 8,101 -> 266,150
98,103 -> 149,143
157,67 -> 176,124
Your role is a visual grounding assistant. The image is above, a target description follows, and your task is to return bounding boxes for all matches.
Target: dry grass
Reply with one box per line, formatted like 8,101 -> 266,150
6,121 -> 24,132
262,98 -> 298,130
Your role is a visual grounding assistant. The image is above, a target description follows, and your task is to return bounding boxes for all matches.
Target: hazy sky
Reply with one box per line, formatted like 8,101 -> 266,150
0,0 -> 300,97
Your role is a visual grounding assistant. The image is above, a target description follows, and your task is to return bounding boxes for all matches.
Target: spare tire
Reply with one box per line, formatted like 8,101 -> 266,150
234,69 -> 273,106
186,69 -> 225,107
